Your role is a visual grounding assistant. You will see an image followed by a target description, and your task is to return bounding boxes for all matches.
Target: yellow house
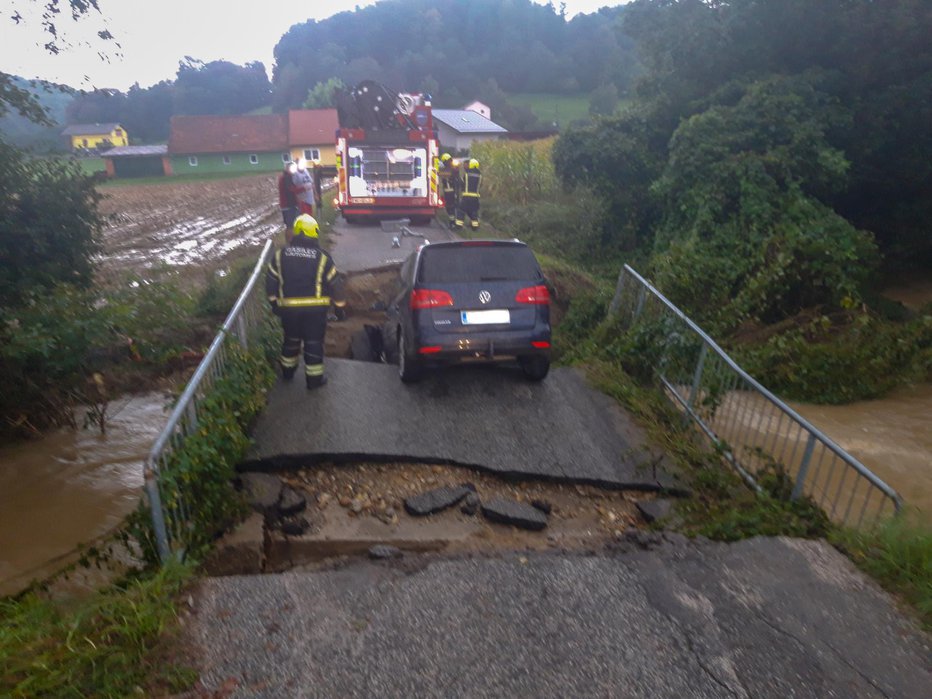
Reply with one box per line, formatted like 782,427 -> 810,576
62,123 -> 128,151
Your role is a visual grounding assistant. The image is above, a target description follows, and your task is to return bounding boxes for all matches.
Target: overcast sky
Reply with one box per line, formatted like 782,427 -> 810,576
0,0 -> 623,91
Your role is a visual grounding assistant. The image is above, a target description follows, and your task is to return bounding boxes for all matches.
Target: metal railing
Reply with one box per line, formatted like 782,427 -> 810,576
610,264 -> 903,528
144,239 -> 275,562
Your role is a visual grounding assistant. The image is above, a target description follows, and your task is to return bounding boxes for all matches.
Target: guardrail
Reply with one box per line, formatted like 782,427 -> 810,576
144,239 -> 274,562
610,264 -> 903,528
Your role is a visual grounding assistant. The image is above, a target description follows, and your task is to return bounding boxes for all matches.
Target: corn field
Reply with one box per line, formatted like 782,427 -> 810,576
470,138 -> 560,205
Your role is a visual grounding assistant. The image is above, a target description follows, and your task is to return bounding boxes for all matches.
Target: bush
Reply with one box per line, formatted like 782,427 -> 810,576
124,332 -> 275,566
736,311 -> 932,403
0,140 -> 103,307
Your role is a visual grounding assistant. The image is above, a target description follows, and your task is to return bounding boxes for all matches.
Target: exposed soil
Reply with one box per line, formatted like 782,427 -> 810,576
212,461 -> 658,576
325,269 -> 397,359
95,174 -> 284,284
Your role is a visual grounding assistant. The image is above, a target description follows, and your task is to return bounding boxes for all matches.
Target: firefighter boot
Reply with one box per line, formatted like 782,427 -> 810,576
306,375 -> 328,390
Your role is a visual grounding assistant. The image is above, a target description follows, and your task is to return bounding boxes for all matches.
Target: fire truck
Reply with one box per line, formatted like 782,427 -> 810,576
334,81 -> 442,224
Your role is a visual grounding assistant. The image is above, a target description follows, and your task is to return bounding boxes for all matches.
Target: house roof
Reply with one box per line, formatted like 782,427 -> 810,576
432,110 -> 507,134
168,114 -> 288,154
62,123 -> 122,136
288,109 -> 339,145
101,145 -> 167,157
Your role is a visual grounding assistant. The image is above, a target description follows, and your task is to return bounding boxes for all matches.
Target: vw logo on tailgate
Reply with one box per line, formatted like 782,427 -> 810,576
478,290 -> 492,304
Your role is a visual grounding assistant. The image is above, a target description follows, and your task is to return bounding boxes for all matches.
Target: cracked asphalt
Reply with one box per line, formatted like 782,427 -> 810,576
188,536 -> 930,698
245,359 -> 674,489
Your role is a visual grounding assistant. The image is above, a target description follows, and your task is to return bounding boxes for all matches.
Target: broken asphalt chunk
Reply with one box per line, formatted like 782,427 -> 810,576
460,492 -> 480,516
481,497 -> 548,531
239,473 -> 283,513
636,499 -> 673,524
279,486 -> 307,517
404,483 -> 476,516
368,545 -> 403,560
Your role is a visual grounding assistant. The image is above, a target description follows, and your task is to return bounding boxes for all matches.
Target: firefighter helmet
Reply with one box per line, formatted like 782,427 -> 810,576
441,153 -> 452,163
293,214 -> 320,239
468,158 -> 480,170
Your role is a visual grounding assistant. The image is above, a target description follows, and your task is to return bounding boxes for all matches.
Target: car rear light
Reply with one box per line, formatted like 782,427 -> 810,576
460,241 -> 495,246
515,285 -> 550,305
410,289 -> 454,309
532,341 -> 550,349
419,345 -> 442,354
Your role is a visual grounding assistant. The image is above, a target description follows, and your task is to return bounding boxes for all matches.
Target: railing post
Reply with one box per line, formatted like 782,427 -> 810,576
144,464 -> 172,563
184,401 -> 197,434
608,267 -> 627,318
686,342 -> 708,410
792,434 -> 817,500
633,285 -> 646,321
236,313 -> 248,348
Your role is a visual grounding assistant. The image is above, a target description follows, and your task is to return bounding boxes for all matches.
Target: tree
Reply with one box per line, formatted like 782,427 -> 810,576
0,140 -> 102,306
303,78 -> 345,109
173,59 -> 271,116
588,83 -> 618,117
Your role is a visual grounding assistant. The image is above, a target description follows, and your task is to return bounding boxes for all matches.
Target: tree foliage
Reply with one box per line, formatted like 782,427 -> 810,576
555,0 -> 932,329
271,0 -> 639,126
173,58 -> 271,116
303,77 -> 345,109
0,140 -> 102,306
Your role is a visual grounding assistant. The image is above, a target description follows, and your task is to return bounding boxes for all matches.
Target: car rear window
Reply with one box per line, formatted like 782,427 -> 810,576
418,245 -> 542,284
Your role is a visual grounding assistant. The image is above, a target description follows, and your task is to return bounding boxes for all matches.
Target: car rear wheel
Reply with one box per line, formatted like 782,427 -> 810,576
519,355 -> 550,381
398,328 -> 423,383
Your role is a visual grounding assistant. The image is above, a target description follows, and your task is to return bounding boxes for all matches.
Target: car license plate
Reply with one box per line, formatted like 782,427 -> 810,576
461,309 -> 510,325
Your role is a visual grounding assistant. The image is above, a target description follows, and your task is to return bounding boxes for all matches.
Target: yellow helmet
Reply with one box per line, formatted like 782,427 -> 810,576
293,214 -> 319,239
441,153 -> 452,162
468,158 -> 479,170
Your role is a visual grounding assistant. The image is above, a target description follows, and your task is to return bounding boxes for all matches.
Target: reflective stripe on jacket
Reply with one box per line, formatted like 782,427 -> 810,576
462,170 -> 481,197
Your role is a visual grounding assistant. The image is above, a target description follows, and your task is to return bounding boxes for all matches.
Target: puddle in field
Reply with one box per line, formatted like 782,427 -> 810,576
0,392 -> 169,596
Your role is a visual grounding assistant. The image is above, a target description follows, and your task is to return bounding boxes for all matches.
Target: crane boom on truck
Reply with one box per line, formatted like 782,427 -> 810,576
333,81 -> 442,224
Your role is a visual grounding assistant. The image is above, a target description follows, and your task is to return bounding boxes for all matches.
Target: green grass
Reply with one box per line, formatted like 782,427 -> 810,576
0,562 -> 197,697
508,92 -> 591,126
30,155 -> 107,175
832,513 -> 932,629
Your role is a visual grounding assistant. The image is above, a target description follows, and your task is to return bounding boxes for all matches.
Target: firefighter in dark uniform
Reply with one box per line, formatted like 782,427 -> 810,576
438,153 -> 460,229
455,158 -> 482,231
266,214 -> 342,389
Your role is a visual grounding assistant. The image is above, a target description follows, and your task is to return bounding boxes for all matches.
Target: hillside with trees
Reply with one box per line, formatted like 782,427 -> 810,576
553,0 -> 932,403
272,0 -> 638,129
3,0 -> 636,149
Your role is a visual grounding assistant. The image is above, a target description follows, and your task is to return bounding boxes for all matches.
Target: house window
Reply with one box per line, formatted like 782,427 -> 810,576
303,148 -> 320,161
249,154 -> 259,165
282,153 -> 291,163
188,156 -> 198,166
82,138 -> 88,147
222,156 -> 231,165
115,129 -> 123,137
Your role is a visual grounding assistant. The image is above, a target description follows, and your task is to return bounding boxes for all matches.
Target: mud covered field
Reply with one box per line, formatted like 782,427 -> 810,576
96,174 -> 283,280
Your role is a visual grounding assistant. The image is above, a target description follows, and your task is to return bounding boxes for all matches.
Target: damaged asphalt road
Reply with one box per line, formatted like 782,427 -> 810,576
245,358 -> 676,490
188,536 -> 931,698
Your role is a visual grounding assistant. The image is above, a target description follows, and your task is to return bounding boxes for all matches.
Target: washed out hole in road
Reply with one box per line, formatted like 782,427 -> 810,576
208,461 -> 667,575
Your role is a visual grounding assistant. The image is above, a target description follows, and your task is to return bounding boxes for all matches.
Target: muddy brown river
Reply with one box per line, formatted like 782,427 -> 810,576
0,393 -> 168,596
788,384 -> 932,520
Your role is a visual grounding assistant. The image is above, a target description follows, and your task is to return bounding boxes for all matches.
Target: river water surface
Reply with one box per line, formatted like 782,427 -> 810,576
788,384 -> 932,521
0,393 -> 168,596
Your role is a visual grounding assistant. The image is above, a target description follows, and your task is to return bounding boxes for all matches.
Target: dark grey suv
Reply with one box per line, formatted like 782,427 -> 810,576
383,240 -> 552,382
